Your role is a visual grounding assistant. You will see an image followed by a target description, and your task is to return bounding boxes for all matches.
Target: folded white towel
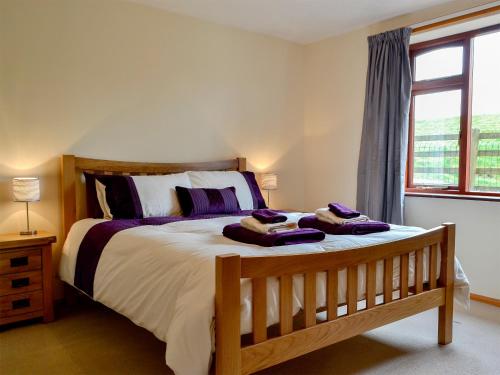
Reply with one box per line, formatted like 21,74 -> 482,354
240,217 -> 298,234
315,208 -> 369,225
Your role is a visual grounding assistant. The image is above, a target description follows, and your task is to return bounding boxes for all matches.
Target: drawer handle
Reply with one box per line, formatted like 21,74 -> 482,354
10,256 -> 29,267
12,298 -> 31,310
12,277 -> 30,288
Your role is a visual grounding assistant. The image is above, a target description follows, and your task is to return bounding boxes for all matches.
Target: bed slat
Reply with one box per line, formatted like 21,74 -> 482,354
279,275 -> 293,335
415,249 -> 424,294
400,253 -> 409,298
429,244 -> 438,289
384,257 -> 393,303
304,272 -> 317,327
327,269 -> 338,320
347,266 -> 357,315
366,261 -> 376,308
252,278 -> 267,343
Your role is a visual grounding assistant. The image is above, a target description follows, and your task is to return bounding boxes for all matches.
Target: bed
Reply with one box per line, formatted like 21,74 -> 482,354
59,155 -> 467,375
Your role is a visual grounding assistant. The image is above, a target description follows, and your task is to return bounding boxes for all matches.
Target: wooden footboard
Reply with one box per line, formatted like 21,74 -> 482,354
215,223 -> 455,375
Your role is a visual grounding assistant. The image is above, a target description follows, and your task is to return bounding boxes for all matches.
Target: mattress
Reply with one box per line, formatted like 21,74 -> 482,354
59,212 -> 470,375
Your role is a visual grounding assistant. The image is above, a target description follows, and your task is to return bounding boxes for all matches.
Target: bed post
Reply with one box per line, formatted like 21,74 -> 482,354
237,158 -> 246,172
438,222 -> 455,345
215,254 -> 241,375
61,155 -> 76,240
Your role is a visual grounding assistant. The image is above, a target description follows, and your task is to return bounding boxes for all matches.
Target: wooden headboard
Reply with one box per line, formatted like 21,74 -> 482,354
60,155 -> 246,239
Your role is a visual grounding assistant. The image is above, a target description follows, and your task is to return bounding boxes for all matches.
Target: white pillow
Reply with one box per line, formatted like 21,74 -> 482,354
187,171 -> 254,210
95,173 -> 192,218
132,173 -> 192,217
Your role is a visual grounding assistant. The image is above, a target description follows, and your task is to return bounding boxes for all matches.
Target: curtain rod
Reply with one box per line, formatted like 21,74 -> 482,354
412,4 -> 500,34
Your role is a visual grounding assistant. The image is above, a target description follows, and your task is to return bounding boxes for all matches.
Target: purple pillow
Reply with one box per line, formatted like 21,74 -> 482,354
240,171 -> 267,209
84,173 -> 143,219
176,186 -> 241,216
84,173 -> 104,219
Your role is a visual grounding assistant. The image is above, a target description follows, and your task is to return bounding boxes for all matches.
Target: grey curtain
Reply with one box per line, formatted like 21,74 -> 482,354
356,27 -> 412,225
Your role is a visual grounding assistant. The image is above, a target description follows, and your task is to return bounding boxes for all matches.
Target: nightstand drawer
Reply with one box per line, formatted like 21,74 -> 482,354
0,271 -> 42,296
0,248 -> 42,275
0,291 -> 43,318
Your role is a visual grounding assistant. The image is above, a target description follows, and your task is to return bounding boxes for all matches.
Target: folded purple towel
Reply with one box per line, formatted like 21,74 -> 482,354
251,209 -> 287,224
223,223 -> 325,247
298,216 -> 390,235
328,203 -> 360,219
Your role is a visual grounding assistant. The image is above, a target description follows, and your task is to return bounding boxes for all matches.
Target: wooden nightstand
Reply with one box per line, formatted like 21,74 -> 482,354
0,231 -> 56,325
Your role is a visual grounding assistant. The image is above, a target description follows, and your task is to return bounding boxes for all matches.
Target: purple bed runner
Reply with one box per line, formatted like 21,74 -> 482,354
74,211 -> 254,297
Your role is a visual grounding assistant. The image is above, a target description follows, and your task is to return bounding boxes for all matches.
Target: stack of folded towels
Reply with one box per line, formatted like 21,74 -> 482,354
298,203 -> 390,235
223,209 -> 325,247
241,209 -> 298,233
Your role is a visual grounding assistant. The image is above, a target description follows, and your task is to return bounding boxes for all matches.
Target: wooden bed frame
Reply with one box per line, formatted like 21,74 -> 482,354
60,154 -> 455,375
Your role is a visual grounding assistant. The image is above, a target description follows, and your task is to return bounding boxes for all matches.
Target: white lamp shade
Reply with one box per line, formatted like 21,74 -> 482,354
12,177 -> 40,202
261,173 -> 278,190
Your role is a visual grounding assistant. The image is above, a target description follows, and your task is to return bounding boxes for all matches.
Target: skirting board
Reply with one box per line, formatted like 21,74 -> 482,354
470,293 -> 500,308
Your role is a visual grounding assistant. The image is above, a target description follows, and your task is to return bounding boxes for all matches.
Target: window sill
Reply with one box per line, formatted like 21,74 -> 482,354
405,191 -> 500,202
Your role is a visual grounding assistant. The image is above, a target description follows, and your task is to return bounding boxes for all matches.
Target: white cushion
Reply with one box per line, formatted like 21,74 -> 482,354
131,173 -> 192,217
187,171 -> 254,210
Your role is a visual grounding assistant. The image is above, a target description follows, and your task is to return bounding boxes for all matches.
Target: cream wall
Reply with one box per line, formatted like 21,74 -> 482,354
303,0 -> 500,298
0,0 -> 305,275
405,197 -> 500,298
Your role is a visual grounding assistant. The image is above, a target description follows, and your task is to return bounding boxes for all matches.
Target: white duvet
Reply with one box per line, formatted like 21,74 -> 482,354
59,213 -> 470,375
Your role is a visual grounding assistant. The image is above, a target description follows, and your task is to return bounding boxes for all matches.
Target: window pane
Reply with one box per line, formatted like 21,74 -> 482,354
469,30 -> 500,193
415,46 -> 463,81
412,90 -> 461,187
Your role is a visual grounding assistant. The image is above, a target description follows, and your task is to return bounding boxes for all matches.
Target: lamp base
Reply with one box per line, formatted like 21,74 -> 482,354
20,230 -> 37,236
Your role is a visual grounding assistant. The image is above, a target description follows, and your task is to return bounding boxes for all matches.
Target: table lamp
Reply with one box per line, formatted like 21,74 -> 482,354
261,173 -> 278,208
12,177 -> 40,235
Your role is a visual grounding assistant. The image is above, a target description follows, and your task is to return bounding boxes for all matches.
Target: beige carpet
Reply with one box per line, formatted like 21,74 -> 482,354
1,300 -> 499,375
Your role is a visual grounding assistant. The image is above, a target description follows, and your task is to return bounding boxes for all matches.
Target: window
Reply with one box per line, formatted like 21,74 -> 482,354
407,24 -> 500,198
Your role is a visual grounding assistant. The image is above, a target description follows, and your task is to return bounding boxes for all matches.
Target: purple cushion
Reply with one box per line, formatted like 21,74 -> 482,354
241,171 -> 267,209
176,186 -> 241,216
84,173 -> 104,219
85,173 -> 143,219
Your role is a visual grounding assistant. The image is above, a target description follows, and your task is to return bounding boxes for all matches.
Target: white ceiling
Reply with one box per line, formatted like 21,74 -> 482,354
127,0 -> 455,43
